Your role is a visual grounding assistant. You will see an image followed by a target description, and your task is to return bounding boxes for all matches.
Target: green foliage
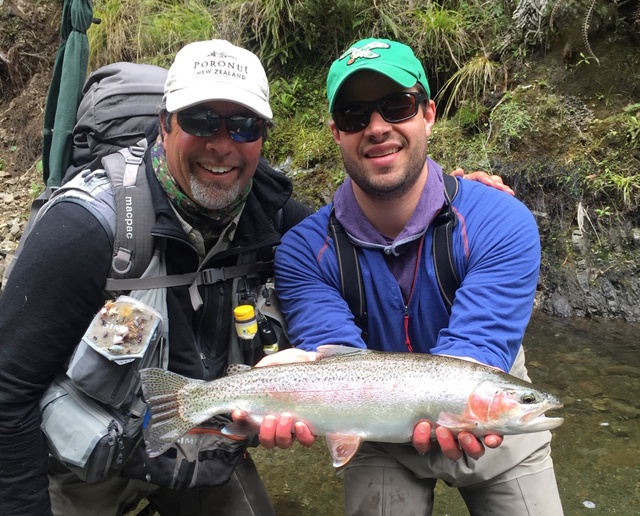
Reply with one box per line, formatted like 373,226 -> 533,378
264,68 -> 339,170
623,104 -> 640,143
224,0 -> 367,71
80,0 -> 639,217
408,4 -> 470,73
89,0 -> 216,68
452,102 -> 487,131
435,55 -> 498,118
263,112 -> 338,171
88,0 -> 136,66
29,181 -> 45,199
488,95 -> 536,153
627,115 -> 640,143
269,72 -> 325,117
429,118 -> 492,173
575,52 -> 592,67
589,167 -> 640,209
136,0 -> 217,67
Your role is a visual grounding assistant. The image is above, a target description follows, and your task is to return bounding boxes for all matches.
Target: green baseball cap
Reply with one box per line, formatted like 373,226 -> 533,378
327,38 -> 430,112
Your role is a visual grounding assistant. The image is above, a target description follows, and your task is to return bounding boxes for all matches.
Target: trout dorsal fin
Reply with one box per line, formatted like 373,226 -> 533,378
316,345 -> 372,360
325,433 -> 363,468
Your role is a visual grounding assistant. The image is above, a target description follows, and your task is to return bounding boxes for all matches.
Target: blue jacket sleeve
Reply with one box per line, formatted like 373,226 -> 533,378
430,181 -> 540,371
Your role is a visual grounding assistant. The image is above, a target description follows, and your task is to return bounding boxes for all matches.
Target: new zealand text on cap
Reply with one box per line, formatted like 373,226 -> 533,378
326,38 -> 430,112
164,39 -> 272,119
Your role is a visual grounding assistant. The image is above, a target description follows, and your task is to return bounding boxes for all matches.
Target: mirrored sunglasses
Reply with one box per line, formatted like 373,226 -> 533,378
332,91 -> 428,133
176,110 -> 266,143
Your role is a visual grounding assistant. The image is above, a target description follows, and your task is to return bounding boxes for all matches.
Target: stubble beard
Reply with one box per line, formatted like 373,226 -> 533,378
342,143 -> 428,201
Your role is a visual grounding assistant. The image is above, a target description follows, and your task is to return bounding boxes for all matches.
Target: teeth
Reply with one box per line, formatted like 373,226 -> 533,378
368,148 -> 398,158
202,165 -> 233,174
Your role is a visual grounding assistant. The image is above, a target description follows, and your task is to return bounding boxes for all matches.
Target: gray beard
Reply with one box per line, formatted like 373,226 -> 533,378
189,176 -> 241,210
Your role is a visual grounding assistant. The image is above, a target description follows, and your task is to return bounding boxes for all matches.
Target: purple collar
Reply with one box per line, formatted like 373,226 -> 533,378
333,157 -> 447,254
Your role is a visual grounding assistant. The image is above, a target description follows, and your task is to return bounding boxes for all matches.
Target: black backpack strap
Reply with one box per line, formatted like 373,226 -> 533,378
328,208 -> 368,342
432,174 -> 460,311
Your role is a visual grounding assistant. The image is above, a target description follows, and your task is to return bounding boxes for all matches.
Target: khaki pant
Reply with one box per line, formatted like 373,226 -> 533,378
343,436 -> 563,516
48,453 -> 275,516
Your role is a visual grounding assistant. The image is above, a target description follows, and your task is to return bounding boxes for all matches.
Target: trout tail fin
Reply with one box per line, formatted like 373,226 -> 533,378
139,367 -> 203,457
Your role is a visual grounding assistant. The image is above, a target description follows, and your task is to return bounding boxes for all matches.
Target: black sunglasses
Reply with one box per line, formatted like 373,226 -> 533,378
176,110 -> 266,143
332,91 -> 428,133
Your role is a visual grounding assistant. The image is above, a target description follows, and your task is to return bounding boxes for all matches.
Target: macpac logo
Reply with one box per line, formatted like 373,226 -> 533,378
125,196 -> 133,239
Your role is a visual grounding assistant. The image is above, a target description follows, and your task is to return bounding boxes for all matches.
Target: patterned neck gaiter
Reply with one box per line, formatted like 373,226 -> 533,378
150,137 -> 251,245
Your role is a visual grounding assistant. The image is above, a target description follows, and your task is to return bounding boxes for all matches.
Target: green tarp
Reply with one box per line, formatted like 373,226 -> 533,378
42,0 -> 93,186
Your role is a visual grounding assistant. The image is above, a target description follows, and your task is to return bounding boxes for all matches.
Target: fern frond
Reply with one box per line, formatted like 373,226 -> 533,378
582,0 -> 600,65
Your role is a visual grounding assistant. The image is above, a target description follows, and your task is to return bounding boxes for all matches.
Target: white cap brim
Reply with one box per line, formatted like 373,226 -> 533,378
166,84 -> 273,119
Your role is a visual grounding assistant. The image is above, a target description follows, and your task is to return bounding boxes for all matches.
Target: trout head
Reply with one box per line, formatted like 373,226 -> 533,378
437,379 -> 564,436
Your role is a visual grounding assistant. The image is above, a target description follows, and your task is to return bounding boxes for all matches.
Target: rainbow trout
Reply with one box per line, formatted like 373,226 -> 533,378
139,346 -> 563,467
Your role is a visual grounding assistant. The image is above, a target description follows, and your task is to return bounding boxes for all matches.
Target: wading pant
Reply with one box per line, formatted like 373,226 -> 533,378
343,433 -> 563,516
48,453 -> 275,516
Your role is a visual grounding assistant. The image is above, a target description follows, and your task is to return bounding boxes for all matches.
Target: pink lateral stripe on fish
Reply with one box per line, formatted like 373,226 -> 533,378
139,345 -> 564,468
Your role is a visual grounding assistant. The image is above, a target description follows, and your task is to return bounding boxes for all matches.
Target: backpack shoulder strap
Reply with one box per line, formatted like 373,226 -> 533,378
432,174 -> 460,311
101,144 -> 155,280
328,207 -> 368,342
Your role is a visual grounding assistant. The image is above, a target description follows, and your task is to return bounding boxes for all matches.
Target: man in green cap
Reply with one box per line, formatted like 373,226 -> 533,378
256,37 -> 564,515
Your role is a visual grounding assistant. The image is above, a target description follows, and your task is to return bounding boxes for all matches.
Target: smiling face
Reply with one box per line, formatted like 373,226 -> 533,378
330,71 -> 436,202
161,100 -> 263,210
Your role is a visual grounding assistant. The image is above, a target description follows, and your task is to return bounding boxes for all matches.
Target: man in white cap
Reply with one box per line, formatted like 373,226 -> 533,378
0,39 -> 310,516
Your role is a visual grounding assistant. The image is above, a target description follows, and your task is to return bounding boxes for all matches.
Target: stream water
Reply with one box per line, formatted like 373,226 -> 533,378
252,312 -> 640,515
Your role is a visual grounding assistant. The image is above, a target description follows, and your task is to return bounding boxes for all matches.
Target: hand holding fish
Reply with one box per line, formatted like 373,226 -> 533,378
253,347 -> 317,367
232,347 -> 318,449
412,421 -> 503,461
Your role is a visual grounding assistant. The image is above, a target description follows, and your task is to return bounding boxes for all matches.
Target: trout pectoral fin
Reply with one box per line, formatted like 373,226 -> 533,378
222,418 -> 261,438
436,413 -> 479,432
325,433 -> 363,468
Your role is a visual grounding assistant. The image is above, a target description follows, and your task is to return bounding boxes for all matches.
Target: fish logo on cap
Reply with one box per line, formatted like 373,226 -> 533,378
339,41 -> 390,65
206,50 -> 234,59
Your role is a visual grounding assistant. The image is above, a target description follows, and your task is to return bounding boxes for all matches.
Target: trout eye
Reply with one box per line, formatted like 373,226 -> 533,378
521,392 -> 538,404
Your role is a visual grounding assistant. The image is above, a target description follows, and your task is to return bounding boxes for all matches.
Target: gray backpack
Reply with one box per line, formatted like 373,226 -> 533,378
8,62 -> 168,284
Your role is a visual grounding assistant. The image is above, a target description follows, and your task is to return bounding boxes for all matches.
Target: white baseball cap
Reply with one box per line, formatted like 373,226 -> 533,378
164,39 -> 272,119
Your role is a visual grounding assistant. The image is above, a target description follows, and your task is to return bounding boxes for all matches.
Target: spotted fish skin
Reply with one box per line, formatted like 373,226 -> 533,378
139,346 -> 563,466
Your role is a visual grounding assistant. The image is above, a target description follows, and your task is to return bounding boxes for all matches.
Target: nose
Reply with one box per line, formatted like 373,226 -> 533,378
204,121 -> 234,151
364,108 -> 392,135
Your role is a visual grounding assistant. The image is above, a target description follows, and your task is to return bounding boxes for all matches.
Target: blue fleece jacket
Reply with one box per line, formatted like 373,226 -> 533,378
274,159 -> 540,372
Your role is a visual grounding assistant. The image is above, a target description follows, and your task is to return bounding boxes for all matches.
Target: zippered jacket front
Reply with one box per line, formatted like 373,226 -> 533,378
275,158 -> 540,373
